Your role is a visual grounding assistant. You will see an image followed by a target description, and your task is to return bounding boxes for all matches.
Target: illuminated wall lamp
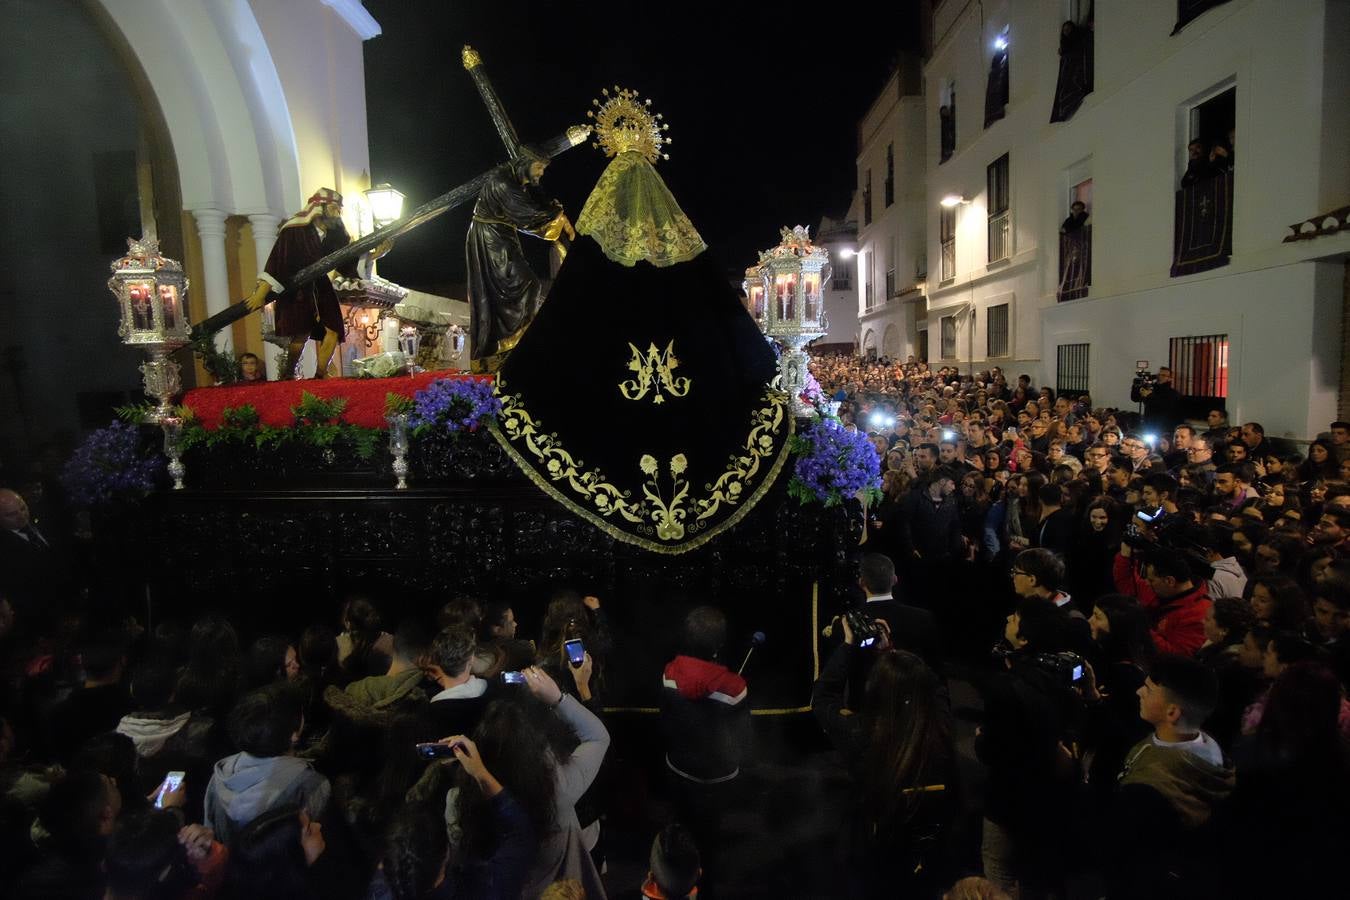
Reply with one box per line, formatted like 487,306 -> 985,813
364,183 -> 406,229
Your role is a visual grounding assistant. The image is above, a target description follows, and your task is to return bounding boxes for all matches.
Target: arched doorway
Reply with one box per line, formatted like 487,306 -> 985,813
862,328 -> 877,360
0,0 -> 183,459
882,323 -> 900,360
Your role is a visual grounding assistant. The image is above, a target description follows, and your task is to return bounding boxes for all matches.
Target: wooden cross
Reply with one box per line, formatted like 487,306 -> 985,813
190,48 -> 589,341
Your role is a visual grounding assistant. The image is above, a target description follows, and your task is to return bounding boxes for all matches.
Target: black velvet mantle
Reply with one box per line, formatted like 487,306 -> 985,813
492,235 -> 792,554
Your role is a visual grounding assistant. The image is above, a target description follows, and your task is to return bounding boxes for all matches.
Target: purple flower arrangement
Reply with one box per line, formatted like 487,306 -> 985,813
408,377 -> 502,436
60,420 -> 164,507
787,417 -> 882,507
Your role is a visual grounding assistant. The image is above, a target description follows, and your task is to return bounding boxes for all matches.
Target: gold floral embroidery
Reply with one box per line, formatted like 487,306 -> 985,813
696,394 -> 786,522
640,453 -> 690,541
491,377 -> 793,554
619,341 -> 691,404
496,383 -> 644,525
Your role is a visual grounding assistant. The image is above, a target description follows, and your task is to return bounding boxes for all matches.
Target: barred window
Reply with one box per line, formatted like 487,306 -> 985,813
1169,334 -> 1229,399
940,206 -> 956,281
1056,343 -> 1090,395
987,154 -> 1011,263
987,304 -> 1009,358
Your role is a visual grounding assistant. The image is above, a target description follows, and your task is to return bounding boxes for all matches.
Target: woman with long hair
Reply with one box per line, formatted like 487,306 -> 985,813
370,738 -> 534,900
452,668 -> 609,900
812,638 -> 955,898
176,615 -> 242,722
337,597 -> 393,682
537,590 -> 613,701
1297,439 -> 1340,483
242,635 -> 300,692
1069,496 -> 1123,609
1246,574 -> 1309,633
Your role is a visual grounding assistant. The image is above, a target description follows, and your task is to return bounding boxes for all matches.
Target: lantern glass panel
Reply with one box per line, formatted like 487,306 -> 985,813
776,274 -> 796,321
129,282 -> 155,331
159,284 -> 181,331
749,285 -> 765,322
803,272 -> 821,322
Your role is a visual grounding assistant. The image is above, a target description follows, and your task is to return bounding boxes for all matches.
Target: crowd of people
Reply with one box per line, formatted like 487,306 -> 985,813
1,349 -> 1348,898
0,573 -> 724,900
806,352 -> 1350,897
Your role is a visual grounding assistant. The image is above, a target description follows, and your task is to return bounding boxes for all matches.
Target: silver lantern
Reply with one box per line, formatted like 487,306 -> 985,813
753,226 -> 830,416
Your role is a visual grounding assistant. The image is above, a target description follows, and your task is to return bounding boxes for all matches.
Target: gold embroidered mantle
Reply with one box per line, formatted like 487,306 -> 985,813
576,151 -> 706,268
491,377 -> 793,554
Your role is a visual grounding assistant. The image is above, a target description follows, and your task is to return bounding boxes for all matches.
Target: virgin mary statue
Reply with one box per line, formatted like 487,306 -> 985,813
491,87 -> 792,555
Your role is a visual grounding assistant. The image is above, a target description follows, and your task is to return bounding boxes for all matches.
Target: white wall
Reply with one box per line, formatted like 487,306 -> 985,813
912,0 -> 1348,432
1041,260 -> 1342,438
855,67 -> 927,360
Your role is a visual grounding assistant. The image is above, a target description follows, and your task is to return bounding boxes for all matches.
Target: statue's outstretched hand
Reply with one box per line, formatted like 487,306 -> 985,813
244,280 -> 271,311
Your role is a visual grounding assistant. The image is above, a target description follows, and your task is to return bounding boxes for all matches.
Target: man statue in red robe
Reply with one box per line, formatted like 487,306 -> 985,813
244,188 -> 359,378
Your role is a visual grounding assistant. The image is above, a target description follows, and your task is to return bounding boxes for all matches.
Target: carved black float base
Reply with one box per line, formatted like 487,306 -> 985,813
106,429 -> 863,710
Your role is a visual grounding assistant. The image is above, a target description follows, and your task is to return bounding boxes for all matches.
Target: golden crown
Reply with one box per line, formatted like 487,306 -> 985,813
586,86 -> 671,164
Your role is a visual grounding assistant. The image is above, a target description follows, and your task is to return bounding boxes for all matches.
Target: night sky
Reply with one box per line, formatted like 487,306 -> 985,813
362,0 -> 920,291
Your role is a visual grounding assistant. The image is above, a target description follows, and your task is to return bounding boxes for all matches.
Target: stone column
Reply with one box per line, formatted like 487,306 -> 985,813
247,213 -> 282,380
191,207 -> 232,354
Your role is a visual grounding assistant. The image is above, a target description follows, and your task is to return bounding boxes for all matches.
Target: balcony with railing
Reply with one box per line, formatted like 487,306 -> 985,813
1057,225 -> 1092,301
987,210 -> 1011,263
940,239 -> 955,282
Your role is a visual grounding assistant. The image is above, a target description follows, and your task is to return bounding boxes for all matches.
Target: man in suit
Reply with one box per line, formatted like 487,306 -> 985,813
0,488 -> 57,613
847,553 -> 944,708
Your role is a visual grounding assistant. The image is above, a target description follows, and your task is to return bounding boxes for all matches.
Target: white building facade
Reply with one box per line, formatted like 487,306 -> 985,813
856,63 -> 928,363
872,0 -> 1349,439
814,206 -> 862,353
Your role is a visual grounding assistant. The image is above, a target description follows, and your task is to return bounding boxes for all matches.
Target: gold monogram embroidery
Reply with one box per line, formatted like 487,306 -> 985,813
619,341 -> 691,404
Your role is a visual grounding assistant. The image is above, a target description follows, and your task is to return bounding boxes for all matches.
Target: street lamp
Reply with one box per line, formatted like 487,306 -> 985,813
940,194 -> 968,208
364,183 -> 406,229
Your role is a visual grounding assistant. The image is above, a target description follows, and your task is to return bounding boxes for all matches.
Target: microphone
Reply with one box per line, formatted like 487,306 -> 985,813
738,631 -> 767,675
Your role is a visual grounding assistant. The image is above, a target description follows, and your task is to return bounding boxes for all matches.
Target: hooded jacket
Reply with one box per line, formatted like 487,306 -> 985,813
324,666 -> 427,727
1118,734 -> 1235,827
115,710 -> 191,758
203,752 -> 330,845
1206,556 -> 1248,600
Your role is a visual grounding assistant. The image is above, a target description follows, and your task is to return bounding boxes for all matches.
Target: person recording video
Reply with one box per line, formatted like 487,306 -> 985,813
1130,366 -> 1182,434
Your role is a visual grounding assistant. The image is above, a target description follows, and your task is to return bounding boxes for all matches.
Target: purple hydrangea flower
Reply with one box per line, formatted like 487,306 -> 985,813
788,418 -> 882,507
60,420 -> 164,507
408,378 -> 503,434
